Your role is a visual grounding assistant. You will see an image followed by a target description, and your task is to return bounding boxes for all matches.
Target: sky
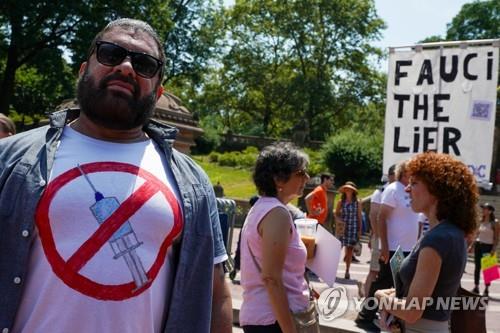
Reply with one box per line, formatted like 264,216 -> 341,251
373,0 -> 473,49
372,0 -> 474,71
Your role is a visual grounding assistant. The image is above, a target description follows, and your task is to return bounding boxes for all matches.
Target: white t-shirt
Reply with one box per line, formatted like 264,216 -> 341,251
370,184 -> 388,249
381,181 -> 419,252
371,183 -> 388,205
14,126 -> 184,333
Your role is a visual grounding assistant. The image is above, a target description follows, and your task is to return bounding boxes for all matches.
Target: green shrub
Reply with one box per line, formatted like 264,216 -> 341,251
321,129 -> 383,185
242,146 -> 259,155
238,153 -> 257,168
208,145 -> 329,174
217,150 -> 258,168
192,126 -> 221,154
218,152 -> 239,167
303,148 -> 325,177
209,146 -> 259,169
208,152 -> 220,163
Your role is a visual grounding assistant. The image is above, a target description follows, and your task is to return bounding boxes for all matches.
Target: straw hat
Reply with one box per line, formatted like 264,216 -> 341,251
480,202 -> 495,212
339,181 -> 358,194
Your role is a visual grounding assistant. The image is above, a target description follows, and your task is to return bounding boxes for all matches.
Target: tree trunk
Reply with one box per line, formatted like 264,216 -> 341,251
0,14 -> 21,115
0,52 -> 18,115
263,103 -> 271,136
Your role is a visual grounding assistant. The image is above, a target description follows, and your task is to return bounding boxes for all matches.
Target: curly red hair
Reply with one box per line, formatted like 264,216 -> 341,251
406,152 -> 478,235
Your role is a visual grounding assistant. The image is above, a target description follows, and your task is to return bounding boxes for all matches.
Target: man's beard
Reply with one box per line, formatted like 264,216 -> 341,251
76,70 -> 157,130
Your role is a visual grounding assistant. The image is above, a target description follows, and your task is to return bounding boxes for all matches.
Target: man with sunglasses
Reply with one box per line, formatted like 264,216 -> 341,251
0,18 -> 232,333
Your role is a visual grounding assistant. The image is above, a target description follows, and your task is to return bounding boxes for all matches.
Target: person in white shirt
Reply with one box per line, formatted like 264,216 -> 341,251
355,161 -> 419,332
362,164 -> 395,297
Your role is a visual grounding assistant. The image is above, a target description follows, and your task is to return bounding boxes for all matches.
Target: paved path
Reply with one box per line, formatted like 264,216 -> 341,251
229,227 -> 500,332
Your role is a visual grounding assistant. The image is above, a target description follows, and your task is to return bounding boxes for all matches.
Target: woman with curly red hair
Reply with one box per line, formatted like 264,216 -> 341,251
375,152 -> 478,333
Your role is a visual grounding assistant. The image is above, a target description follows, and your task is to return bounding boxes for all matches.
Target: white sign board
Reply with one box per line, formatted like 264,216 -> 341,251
383,44 -> 499,183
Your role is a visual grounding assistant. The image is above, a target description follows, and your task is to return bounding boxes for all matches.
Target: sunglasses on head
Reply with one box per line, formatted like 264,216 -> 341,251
94,41 -> 163,79
295,169 -> 309,177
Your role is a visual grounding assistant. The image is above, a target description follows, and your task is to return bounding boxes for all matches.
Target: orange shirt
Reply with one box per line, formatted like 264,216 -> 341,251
306,185 -> 328,224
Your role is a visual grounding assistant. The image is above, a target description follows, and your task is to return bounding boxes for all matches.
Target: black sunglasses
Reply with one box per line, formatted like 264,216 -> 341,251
294,169 -> 309,177
94,41 -> 163,79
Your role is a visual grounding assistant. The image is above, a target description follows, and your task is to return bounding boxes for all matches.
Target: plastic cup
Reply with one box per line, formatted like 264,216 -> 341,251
295,218 -> 318,259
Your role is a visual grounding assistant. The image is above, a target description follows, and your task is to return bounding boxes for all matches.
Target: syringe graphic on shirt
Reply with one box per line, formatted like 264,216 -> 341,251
77,164 -> 150,290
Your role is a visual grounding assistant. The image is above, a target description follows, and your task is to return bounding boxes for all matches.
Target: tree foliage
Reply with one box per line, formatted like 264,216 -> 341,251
321,128 -> 383,185
12,50 -> 74,129
194,0 -> 386,140
0,0 -> 224,118
419,1 -> 499,43
162,0 -> 225,86
446,0 -> 499,41
1,1 -> 125,115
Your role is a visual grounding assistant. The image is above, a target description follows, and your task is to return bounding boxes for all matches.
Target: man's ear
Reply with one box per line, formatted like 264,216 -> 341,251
156,85 -> 164,100
79,62 -> 87,77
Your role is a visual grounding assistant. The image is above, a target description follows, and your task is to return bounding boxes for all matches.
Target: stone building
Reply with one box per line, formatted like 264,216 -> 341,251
152,92 -> 203,154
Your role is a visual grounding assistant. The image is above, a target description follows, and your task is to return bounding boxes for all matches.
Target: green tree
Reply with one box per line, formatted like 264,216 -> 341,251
162,0 -> 225,86
0,0 -> 149,115
419,35 -> 446,43
0,0 -> 224,118
12,48 -> 75,129
195,0 -> 386,141
446,0 -> 499,41
321,128 -> 383,185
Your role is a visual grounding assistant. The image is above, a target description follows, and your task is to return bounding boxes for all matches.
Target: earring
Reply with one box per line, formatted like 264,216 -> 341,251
278,187 -> 283,192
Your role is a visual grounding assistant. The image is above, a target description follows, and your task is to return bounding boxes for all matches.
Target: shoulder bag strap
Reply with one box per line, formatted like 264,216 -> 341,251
247,239 -> 262,273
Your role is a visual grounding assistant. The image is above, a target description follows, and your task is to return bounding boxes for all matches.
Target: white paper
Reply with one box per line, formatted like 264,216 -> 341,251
305,224 -> 342,287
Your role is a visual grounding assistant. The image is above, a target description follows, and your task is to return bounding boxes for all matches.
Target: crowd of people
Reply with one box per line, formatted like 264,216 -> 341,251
373,153 -> 480,332
231,143 -> 498,333
234,145 -> 497,333
1,17 -> 498,333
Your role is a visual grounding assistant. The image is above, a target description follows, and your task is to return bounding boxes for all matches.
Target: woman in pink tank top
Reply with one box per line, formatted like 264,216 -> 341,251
240,142 -> 315,333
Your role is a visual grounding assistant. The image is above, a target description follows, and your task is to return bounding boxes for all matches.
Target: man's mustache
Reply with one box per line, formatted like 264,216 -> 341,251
99,73 -> 139,95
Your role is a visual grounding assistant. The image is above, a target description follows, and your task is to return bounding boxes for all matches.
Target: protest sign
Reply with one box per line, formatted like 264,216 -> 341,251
383,43 -> 499,184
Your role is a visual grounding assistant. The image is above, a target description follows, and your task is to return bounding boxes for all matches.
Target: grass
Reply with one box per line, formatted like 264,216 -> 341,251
357,187 -> 379,201
193,156 -> 257,200
193,155 -> 379,201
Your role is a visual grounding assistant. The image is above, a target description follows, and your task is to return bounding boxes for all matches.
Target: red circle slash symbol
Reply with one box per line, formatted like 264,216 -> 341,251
35,162 -> 183,300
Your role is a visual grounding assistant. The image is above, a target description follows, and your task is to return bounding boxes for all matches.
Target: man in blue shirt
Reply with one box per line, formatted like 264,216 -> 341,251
0,18 -> 231,333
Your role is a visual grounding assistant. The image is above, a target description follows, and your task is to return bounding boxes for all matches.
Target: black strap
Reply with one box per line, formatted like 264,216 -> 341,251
247,239 -> 262,272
